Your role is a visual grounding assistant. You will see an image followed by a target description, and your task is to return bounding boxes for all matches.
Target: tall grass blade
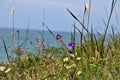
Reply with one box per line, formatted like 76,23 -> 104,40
2,38 -> 10,63
10,2 -> 15,54
20,32 -> 35,46
115,9 -> 119,25
70,31 -> 73,41
67,8 -> 89,33
82,4 -> 85,34
44,24 -> 55,39
111,25 -> 115,39
102,0 -> 117,42
12,13 -> 15,53
16,30 -> 19,47
41,22 -> 45,52
73,25 -> 82,35
73,23 -> 76,43
94,34 -> 98,48
101,0 -> 117,57
42,10 -> 45,46
73,25 -> 83,44
23,19 -> 30,47
42,22 -> 45,43
90,26 -> 94,46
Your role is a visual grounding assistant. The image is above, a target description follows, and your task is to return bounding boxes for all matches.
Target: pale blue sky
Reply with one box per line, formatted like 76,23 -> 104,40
0,0 -> 120,32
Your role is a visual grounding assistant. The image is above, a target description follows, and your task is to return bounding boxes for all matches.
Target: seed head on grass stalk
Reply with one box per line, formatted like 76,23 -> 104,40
9,5 -> 14,18
87,0 -> 91,29
9,2 -> 15,56
85,3 -> 89,14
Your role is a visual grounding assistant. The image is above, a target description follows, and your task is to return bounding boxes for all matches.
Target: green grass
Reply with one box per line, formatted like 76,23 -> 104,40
0,0 -> 120,79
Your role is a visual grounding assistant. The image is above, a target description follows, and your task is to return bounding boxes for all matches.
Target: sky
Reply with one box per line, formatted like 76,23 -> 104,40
0,0 -> 120,32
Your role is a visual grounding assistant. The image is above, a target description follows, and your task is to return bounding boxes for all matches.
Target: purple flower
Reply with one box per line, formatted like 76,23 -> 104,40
17,45 -> 24,55
68,42 -> 75,48
56,34 -> 62,40
18,45 -> 22,51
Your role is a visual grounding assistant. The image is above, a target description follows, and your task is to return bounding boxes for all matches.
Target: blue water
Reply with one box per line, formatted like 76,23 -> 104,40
0,28 -> 80,62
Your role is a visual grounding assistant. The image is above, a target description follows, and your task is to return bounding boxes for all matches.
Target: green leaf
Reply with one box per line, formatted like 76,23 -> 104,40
2,38 -> 10,63
67,8 -> 89,33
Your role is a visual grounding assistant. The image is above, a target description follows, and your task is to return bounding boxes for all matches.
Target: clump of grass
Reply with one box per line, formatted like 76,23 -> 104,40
0,0 -> 120,79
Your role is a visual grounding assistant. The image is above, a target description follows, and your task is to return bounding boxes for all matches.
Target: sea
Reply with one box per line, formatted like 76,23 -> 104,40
0,28 -> 80,62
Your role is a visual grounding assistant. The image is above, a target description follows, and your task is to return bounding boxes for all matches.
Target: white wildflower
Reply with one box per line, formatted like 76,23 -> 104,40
5,68 -> 11,73
76,57 -> 81,60
66,66 -> 70,69
65,64 -> 76,69
0,66 -> 6,71
77,71 -> 82,75
70,54 -> 75,57
63,57 -> 69,62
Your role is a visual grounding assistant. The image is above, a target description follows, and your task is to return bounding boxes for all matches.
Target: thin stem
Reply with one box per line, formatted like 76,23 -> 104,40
87,0 -> 91,29
12,3 -> 15,54
101,0 -> 117,57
